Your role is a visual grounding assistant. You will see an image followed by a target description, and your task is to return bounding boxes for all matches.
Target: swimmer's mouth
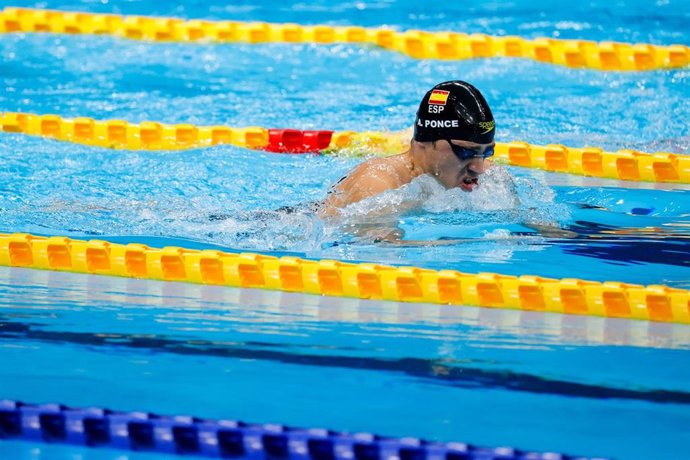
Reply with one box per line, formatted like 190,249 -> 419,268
460,177 -> 479,192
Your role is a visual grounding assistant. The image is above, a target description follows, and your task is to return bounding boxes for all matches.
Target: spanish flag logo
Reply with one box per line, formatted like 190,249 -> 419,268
428,90 -> 450,105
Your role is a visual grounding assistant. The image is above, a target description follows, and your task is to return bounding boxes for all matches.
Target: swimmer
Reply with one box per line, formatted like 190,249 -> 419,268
210,81 -> 538,246
319,80 -> 496,218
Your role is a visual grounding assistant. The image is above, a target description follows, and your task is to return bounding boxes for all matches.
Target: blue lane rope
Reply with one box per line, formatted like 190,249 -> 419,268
0,400 -> 604,460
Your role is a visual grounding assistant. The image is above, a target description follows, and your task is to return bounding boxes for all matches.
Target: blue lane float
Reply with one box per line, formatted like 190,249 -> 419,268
0,400 -> 605,460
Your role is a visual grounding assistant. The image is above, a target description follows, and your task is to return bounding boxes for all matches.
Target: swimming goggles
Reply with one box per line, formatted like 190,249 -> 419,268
447,140 -> 495,160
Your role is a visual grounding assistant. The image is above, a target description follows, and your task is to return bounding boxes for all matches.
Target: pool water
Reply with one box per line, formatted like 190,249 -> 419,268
1,267 -> 690,460
0,0 -> 689,459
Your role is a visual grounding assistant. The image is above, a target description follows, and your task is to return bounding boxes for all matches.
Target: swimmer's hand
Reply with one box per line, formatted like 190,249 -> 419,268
370,227 -> 404,243
523,223 -> 578,238
340,223 -> 404,243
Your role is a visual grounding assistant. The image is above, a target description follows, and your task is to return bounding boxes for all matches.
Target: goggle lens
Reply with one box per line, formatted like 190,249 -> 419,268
447,140 -> 494,160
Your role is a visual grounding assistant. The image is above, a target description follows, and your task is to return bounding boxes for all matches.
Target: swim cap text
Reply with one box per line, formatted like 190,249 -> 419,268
417,119 -> 460,128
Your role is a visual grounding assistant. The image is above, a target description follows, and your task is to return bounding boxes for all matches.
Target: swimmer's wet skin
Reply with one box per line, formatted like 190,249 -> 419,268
319,80 -> 496,217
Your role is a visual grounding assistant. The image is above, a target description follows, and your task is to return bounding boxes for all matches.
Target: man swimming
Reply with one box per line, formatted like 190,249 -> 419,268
319,80 -> 496,217
211,81 -> 569,246
210,81 -> 499,245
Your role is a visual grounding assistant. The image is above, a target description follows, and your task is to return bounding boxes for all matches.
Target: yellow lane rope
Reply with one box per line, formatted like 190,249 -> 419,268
1,7 -> 688,71
2,111 -> 689,184
16,264 -> 690,348
20,267 -> 687,348
0,233 -> 688,324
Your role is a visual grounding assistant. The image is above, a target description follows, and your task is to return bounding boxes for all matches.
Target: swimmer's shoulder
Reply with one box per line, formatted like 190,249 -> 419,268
335,156 -> 406,194
320,155 -> 409,213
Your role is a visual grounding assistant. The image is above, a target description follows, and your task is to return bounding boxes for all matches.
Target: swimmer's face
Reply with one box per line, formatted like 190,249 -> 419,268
429,139 -> 494,192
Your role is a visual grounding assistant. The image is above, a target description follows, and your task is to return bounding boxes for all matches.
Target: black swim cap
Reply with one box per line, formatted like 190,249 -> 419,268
413,80 -> 495,144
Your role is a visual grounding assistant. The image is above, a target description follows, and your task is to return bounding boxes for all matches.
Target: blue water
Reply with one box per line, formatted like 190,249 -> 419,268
1,267 -> 690,460
1,0 -> 690,459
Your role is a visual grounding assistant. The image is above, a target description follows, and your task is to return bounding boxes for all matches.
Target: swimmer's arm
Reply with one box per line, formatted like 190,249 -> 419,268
376,224 -> 577,246
376,237 -> 475,246
522,223 -> 578,238
342,223 -> 404,242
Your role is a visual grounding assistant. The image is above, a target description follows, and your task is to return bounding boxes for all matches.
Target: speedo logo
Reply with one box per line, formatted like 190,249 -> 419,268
417,119 -> 459,128
478,120 -> 495,134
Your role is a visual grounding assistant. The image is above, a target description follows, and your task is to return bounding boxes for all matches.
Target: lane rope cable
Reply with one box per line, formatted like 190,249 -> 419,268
0,399 -> 603,459
1,233 -> 688,324
0,7 -> 688,71
2,111 -> 688,184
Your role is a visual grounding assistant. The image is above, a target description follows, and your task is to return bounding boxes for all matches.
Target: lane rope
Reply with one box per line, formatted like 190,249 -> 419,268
2,111 -> 688,184
9,264 -> 688,349
1,7 -> 688,71
0,400 -> 602,459
0,233 -> 688,324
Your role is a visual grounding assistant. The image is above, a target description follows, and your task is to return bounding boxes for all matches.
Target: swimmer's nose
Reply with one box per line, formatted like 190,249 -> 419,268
467,157 -> 488,176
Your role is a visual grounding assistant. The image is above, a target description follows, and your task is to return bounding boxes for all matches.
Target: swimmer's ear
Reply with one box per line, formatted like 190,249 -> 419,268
411,139 -> 430,151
